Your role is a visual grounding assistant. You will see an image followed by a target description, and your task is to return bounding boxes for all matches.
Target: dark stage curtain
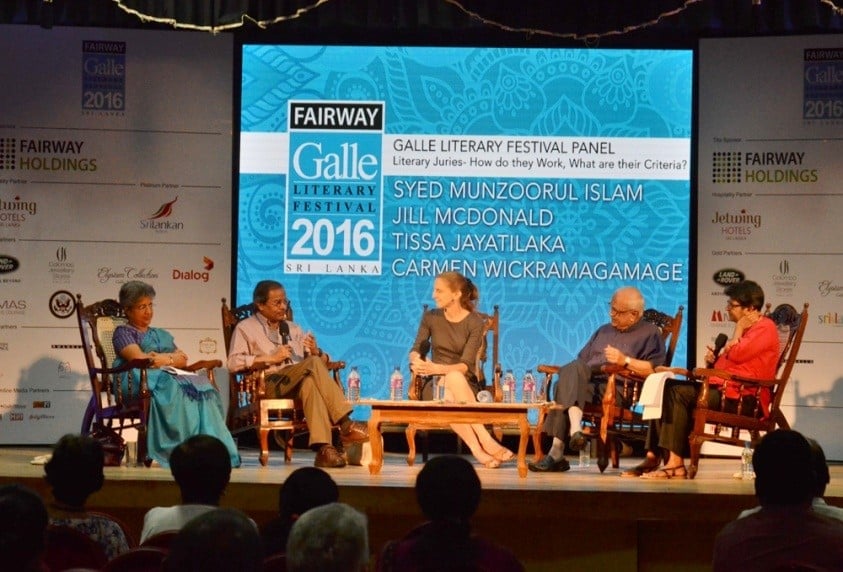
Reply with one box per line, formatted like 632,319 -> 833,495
1,0 -> 841,42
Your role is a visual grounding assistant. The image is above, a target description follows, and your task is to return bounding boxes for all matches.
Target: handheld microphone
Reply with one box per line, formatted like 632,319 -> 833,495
710,333 -> 728,364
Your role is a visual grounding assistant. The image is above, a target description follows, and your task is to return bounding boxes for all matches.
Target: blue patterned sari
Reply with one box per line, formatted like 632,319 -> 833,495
112,325 -> 240,468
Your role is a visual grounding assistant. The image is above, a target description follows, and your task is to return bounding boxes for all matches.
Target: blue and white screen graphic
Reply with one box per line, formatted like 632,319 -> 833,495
239,45 -> 693,398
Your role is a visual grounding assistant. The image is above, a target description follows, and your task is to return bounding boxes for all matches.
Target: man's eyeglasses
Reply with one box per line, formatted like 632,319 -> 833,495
609,305 -> 636,316
265,298 -> 289,308
726,301 -> 743,309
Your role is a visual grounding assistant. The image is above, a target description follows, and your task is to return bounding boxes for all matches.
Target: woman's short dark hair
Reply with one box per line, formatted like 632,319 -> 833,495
724,279 -> 765,311
45,434 -> 105,507
252,280 -> 284,305
119,280 -> 156,308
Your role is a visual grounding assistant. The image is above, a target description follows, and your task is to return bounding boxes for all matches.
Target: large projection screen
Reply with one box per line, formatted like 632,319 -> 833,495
238,46 -> 692,400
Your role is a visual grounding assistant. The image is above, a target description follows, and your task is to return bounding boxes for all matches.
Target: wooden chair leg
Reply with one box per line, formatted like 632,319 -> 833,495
259,427 -> 270,467
688,435 -> 703,479
284,431 -> 294,463
405,425 -> 417,466
609,435 -> 620,469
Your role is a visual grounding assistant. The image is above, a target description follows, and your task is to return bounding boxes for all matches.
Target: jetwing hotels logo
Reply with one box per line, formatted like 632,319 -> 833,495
711,209 -> 761,240
0,195 -> 37,229
141,197 -> 184,232
82,40 -> 126,116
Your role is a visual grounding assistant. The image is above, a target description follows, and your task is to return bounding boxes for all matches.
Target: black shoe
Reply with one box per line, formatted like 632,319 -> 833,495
314,444 -> 347,468
569,431 -> 587,452
528,455 -> 571,473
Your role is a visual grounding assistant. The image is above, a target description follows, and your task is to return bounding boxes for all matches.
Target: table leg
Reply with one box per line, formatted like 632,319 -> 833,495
517,415 -> 529,478
367,411 -> 384,475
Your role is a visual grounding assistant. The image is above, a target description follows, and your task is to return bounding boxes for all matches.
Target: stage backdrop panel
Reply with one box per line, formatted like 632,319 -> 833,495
238,46 -> 692,406
699,35 -> 843,459
0,26 -> 232,444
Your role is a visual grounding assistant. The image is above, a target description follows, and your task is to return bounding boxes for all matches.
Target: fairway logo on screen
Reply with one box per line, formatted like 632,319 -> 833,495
285,101 -> 384,276
82,40 -> 126,116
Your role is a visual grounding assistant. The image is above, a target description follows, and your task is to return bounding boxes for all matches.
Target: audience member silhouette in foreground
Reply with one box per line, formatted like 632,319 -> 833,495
377,455 -> 524,571
0,483 -> 49,572
164,508 -> 262,572
286,502 -> 369,572
140,434 -> 233,543
260,466 -> 340,556
712,429 -> 843,572
45,433 -> 131,558
738,436 -> 843,522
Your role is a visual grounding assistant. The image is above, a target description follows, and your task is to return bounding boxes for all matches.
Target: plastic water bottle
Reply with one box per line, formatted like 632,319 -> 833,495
389,366 -> 404,401
433,377 -> 445,401
346,366 -> 361,402
521,370 -> 536,403
578,440 -> 591,469
741,441 -> 755,480
502,369 -> 516,403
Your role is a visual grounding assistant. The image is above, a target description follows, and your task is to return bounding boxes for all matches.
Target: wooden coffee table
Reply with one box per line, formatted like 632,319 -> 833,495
359,399 -> 547,478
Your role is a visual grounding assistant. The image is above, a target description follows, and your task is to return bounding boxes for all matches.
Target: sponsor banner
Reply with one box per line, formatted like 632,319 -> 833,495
0,25 -> 232,444
700,36 -> 843,458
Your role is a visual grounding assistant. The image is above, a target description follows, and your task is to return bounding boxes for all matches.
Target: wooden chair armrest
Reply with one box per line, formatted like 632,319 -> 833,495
185,359 -> 223,372
95,357 -> 152,374
656,365 -> 691,377
537,364 -> 561,375
325,360 -> 346,371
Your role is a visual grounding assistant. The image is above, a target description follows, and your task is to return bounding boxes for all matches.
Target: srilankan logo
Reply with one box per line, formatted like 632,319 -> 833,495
713,268 -> 745,287
49,290 -> 76,319
140,197 -> 184,232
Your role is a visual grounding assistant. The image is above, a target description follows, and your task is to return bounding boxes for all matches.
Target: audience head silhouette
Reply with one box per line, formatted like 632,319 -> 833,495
417,454 -> 481,523
279,466 -> 339,519
45,433 -> 105,507
753,429 -> 815,507
165,508 -> 262,572
170,434 -> 232,505
0,484 -> 49,571
806,438 -> 831,498
286,502 -> 369,572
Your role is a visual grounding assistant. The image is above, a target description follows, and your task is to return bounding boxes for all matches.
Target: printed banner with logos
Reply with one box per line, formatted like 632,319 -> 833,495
0,26 -> 232,444
238,46 -> 693,405
699,36 -> 843,459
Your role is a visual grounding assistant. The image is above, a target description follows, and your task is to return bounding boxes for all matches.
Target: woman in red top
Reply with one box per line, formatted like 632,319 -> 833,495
632,280 -> 779,479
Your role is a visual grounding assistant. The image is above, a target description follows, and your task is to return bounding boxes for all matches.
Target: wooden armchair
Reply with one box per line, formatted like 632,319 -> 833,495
681,302 -> 808,479
535,305 -> 684,472
77,295 -> 221,467
221,298 -> 346,466
405,306 -> 501,462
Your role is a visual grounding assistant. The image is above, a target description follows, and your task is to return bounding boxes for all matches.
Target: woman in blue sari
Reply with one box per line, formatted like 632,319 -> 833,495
112,281 -> 239,468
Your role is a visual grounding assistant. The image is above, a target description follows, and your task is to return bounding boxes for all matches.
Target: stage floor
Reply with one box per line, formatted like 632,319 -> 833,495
3,444 -> 841,572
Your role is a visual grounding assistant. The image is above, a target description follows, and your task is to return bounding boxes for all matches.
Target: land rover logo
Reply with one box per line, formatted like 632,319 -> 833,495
713,268 -> 745,286
0,255 -> 20,274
